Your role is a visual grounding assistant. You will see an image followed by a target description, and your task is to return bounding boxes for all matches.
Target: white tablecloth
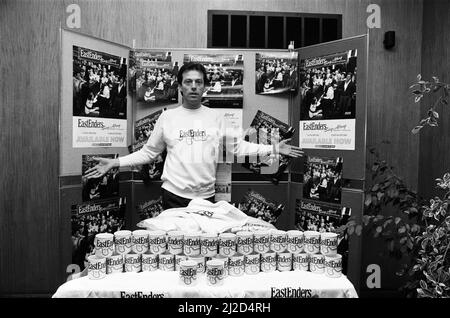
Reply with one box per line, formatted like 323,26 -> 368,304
53,270 -> 358,298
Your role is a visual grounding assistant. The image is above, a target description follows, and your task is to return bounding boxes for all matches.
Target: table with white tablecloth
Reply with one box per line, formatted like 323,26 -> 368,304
53,270 -> 358,298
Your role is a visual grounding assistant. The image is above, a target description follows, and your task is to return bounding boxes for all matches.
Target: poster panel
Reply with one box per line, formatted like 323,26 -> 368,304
72,45 -> 127,148
133,51 -> 178,107
299,49 -> 357,150
81,154 -> 119,202
183,53 -> 244,108
255,52 -> 298,95
303,156 -> 343,204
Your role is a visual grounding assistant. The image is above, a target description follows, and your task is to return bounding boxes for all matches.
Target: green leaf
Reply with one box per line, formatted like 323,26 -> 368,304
415,95 -> 423,103
355,225 -> 363,236
398,226 -> 406,234
371,184 -> 380,191
395,217 -> 401,225
376,226 -> 383,233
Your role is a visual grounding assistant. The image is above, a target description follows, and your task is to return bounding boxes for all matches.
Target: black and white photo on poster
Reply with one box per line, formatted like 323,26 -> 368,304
132,109 -> 165,152
298,49 -> 357,150
303,156 -> 343,204
242,110 -> 295,184
131,109 -> 167,182
73,46 -> 127,119
294,199 -> 351,233
72,46 -> 127,148
137,196 -> 164,221
255,52 -> 298,95
71,197 -> 126,270
237,190 -> 285,225
82,154 -> 119,202
183,53 -> 244,108
133,51 -> 179,107
295,199 -> 351,274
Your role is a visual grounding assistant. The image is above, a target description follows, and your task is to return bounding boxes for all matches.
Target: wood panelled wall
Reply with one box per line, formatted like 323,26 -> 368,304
0,0 -> 429,295
419,0 -> 450,200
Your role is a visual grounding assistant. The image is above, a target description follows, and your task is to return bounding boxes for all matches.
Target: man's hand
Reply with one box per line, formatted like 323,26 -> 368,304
277,139 -> 304,158
84,157 -> 119,179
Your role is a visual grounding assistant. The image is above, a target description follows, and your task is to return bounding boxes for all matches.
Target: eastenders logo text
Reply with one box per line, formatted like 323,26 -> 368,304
78,118 -> 105,128
271,287 -> 313,298
120,291 -> 164,298
303,122 -> 327,130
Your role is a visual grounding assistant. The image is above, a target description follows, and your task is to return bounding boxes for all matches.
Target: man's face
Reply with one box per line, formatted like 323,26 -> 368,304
179,70 -> 206,106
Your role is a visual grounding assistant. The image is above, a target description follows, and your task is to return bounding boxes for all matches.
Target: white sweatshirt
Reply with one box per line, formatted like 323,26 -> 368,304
119,105 -> 275,199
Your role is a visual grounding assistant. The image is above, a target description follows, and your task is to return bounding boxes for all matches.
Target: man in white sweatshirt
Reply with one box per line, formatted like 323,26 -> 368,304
85,63 -> 304,209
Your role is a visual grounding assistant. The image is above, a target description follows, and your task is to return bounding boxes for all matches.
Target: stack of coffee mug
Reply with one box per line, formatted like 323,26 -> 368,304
87,228 -> 342,282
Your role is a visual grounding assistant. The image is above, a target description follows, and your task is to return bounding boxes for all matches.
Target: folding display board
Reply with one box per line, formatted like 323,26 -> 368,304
288,35 -> 368,292
59,28 -> 367,294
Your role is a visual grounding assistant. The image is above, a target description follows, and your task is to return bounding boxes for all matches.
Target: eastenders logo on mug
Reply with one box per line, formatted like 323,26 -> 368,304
201,240 -> 218,247
322,238 -> 336,246
96,240 -> 113,248
325,260 -> 342,268
88,262 -> 106,271
180,268 -> 196,276
304,237 -> 320,245
287,237 -> 304,244
278,255 -> 291,263
245,258 -> 260,265
185,238 -> 200,245
142,257 -> 158,265
134,237 -> 148,244
168,238 -> 183,245
310,257 -> 324,265
262,255 -> 276,263
116,237 -> 132,245
229,259 -> 243,267
237,237 -> 253,245
219,240 -> 235,247
294,254 -> 309,263
159,257 -> 174,265
149,237 -> 166,245
254,237 -> 269,244
207,268 -> 224,276
125,257 -> 140,265
271,237 -> 287,243
107,258 -> 123,266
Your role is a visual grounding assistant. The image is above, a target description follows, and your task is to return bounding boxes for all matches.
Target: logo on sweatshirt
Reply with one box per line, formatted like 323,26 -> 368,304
179,129 -> 207,145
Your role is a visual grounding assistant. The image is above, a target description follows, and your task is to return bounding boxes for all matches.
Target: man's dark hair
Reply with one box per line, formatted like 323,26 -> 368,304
177,62 -> 209,86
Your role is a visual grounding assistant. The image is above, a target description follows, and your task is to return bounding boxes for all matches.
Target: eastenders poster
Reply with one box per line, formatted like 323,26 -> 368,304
133,51 -> 179,109
72,45 -> 127,148
255,51 -> 298,95
298,49 -> 357,150
183,53 -> 244,108
71,197 -> 126,270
